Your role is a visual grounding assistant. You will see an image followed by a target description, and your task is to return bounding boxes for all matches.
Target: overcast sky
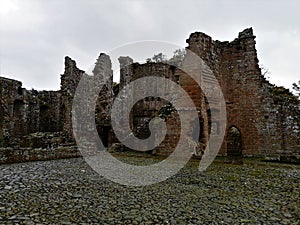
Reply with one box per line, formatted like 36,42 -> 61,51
0,0 -> 299,91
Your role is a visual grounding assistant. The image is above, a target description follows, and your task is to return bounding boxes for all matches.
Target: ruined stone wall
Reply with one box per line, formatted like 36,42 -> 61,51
0,28 -> 299,163
0,146 -> 80,164
117,28 -> 299,157
186,28 -> 299,157
176,61 -> 208,156
259,81 -> 300,158
60,56 -> 84,139
0,77 -> 61,147
129,62 -> 177,124
0,77 -> 26,146
93,54 -> 114,147
118,61 -> 182,155
59,54 -> 114,146
37,91 -> 61,132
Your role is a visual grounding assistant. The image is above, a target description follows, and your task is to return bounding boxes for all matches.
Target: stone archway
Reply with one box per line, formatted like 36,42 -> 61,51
226,126 -> 243,164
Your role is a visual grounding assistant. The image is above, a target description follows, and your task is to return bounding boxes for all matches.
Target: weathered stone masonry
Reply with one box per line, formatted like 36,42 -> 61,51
0,77 -> 62,147
188,28 -> 299,159
0,28 -> 299,163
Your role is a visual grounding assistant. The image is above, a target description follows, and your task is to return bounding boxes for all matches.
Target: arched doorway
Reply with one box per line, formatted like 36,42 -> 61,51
226,126 -> 243,164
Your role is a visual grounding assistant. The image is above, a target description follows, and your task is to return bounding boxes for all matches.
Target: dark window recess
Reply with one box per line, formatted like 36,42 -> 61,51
17,87 -> 23,95
40,105 -> 53,132
13,100 -> 24,117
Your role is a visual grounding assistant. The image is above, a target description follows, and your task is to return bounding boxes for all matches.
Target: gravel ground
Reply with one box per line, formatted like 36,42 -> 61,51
0,155 -> 299,225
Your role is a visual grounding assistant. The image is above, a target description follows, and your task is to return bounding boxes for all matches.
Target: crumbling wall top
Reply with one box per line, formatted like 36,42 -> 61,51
238,27 -> 255,39
93,53 -> 113,83
64,56 -> 79,73
0,77 -> 22,87
186,31 -> 212,46
93,53 -> 112,73
118,56 -> 133,69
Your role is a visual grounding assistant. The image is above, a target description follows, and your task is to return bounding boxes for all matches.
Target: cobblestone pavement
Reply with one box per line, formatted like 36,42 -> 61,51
0,155 -> 299,225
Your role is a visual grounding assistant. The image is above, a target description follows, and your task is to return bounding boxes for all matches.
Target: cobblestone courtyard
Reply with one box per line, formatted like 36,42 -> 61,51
0,156 -> 299,224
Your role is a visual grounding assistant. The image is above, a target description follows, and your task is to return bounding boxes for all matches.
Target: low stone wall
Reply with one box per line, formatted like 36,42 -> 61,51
0,146 -> 81,164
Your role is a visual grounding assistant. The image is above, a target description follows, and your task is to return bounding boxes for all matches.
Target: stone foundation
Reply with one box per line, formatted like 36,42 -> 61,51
0,146 -> 80,164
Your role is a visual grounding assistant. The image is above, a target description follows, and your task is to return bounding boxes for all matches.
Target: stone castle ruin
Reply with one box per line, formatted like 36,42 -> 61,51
0,28 -> 299,163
